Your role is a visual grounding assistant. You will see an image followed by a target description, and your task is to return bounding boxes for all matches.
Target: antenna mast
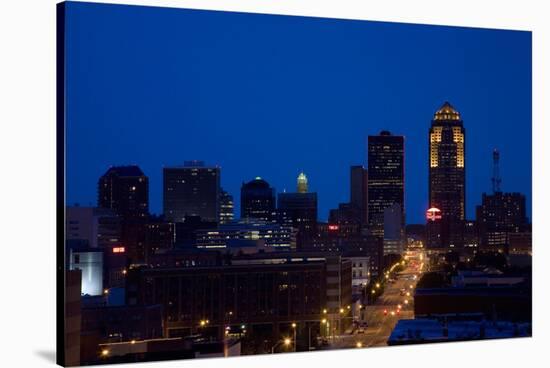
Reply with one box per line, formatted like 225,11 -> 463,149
491,149 -> 502,193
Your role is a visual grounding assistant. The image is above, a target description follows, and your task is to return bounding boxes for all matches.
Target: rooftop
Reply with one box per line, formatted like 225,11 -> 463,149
388,318 -> 531,345
433,101 -> 462,121
102,165 -> 145,177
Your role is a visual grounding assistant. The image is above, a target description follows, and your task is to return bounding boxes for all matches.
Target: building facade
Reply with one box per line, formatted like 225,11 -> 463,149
476,192 -> 528,250
240,177 -> 276,222
428,102 -> 466,248
195,219 -> 295,250
98,165 -> 149,219
383,203 -> 404,256
368,131 -> 405,238
218,189 -> 234,224
163,161 -> 220,223
277,173 -> 318,248
350,166 -> 368,226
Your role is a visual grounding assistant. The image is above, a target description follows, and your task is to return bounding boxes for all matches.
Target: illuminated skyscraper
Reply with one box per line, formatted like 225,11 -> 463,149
297,172 -> 308,193
428,101 -> 466,248
368,131 -> 404,238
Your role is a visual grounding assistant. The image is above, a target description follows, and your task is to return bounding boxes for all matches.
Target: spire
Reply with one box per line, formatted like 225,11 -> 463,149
297,171 -> 308,193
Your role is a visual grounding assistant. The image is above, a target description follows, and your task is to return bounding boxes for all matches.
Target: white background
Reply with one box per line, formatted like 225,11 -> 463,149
0,0 -> 548,367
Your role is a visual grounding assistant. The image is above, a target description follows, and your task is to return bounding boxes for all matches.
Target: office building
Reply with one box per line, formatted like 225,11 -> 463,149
240,177 -> 276,222
428,102 -> 466,248
383,203 -> 404,256
219,189 -> 234,224
98,165 -> 149,219
195,219 -> 295,250
278,173 -> 318,248
145,216 -> 175,261
476,192 -> 528,250
66,206 -> 121,249
328,203 -> 361,225
297,171 -> 308,193
163,161 -> 220,223
368,131 -> 404,238
126,260 -> 330,341
350,166 -> 368,225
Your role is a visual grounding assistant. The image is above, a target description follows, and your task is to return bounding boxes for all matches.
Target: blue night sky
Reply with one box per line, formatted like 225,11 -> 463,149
64,2 -> 532,224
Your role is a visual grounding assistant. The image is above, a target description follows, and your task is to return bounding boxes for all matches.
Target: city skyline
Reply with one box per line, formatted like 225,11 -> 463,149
59,3 -> 532,365
65,2 -> 531,224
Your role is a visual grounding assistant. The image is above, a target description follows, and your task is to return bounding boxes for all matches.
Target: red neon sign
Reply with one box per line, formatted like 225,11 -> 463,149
328,225 -> 339,231
426,208 -> 442,221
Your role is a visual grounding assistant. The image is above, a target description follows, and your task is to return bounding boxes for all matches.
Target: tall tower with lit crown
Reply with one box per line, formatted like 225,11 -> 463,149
297,172 -> 308,193
428,101 -> 466,248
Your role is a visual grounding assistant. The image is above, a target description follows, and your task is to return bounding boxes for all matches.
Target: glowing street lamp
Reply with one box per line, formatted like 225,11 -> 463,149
356,342 -> 363,348
271,338 -> 292,353
101,349 -> 109,357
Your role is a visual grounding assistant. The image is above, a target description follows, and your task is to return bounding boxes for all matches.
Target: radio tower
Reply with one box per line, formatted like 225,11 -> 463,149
491,149 -> 502,193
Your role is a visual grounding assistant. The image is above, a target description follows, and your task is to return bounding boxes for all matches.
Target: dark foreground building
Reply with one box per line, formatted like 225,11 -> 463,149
414,285 -> 531,322
126,253 -> 352,353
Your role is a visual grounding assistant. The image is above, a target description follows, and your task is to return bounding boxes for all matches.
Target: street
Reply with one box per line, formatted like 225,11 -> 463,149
327,250 -> 426,349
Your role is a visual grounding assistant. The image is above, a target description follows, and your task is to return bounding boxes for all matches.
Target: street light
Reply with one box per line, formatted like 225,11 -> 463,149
356,341 -> 363,348
271,338 -> 292,353
101,349 -> 109,357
